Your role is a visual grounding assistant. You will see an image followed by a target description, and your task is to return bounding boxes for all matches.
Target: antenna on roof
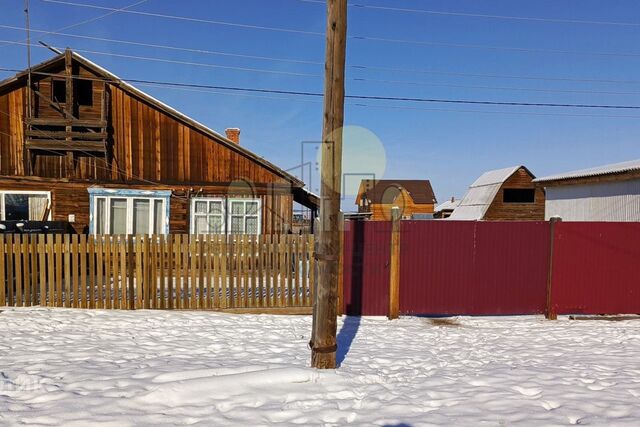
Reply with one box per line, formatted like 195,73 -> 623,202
38,40 -> 63,55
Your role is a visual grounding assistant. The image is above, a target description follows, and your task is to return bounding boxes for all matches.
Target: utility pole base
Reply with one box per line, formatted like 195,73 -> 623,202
311,351 -> 336,369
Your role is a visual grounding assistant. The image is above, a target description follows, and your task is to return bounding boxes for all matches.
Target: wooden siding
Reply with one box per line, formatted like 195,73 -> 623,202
0,60 -> 291,186
0,178 -> 293,234
484,167 -> 545,221
368,189 -> 434,221
0,55 -> 300,233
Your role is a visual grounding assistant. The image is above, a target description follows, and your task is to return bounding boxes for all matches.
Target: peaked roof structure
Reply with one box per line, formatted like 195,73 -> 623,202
534,159 -> 640,183
449,166 -> 528,220
0,50 -> 304,188
358,179 -> 437,205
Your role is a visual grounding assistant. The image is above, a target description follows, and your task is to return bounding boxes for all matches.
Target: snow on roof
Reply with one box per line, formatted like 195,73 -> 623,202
435,198 -> 460,213
448,166 -> 522,220
534,159 -> 640,183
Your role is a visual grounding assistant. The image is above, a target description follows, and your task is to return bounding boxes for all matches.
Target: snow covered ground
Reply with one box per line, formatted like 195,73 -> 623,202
1,308 -> 640,426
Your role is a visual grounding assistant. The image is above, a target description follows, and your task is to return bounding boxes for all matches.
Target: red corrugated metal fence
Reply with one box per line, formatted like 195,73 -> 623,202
399,221 -> 549,315
342,220 -> 390,316
342,220 -> 640,316
551,222 -> 640,315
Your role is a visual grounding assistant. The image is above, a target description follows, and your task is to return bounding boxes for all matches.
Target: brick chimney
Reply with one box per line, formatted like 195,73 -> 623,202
225,128 -> 240,144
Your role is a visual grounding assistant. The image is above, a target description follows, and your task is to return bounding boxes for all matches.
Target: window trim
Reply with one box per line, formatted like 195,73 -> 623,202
88,188 -> 170,235
189,197 -> 226,235
227,198 -> 262,235
0,190 -> 52,221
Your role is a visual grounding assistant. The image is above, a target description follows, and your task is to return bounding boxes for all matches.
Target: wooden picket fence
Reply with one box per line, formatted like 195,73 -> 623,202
0,234 -> 315,311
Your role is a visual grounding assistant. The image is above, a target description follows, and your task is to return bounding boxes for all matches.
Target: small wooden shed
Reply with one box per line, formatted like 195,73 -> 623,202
449,166 -> 544,221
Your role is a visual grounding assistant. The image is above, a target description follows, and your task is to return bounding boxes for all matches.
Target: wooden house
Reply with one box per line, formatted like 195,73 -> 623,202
449,166 -> 544,221
0,50 -> 317,234
534,159 -> 640,221
356,179 -> 437,220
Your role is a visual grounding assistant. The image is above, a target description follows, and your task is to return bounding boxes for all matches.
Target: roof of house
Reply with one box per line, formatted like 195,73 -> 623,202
534,159 -> 640,184
449,165 -> 530,220
0,50 -> 304,188
435,198 -> 460,213
358,180 -> 437,205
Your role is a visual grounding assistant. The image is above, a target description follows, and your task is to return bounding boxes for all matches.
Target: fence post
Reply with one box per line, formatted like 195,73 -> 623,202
388,207 -> 401,320
545,216 -> 562,320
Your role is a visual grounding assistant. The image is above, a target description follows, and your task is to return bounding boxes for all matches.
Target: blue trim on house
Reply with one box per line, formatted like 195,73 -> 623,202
87,188 -> 171,234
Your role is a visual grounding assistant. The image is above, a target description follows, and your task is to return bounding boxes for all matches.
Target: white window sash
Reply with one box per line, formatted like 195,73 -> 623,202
93,195 -> 165,235
190,197 -> 226,234
227,198 -> 262,235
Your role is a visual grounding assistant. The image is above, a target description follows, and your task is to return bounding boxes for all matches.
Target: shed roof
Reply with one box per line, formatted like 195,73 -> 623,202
449,166 -> 525,220
358,180 -> 437,205
534,159 -> 640,183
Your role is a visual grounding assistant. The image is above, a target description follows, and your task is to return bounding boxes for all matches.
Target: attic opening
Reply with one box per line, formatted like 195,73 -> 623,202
503,188 -> 535,204
51,79 -> 66,103
75,79 -> 93,106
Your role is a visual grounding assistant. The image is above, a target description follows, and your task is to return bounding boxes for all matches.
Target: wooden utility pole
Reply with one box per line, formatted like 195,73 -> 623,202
388,207 -> 401,320
311,0 -> 347,369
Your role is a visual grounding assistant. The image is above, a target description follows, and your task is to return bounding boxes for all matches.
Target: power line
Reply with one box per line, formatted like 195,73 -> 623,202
5,67 -> 640,110
0,41 -> 322,78
4,41 -> 640,98
0,24 -> 325,66
297,0 -> 640,27
41,0 -> 324,36
3,26 -> 640,88
0,0 -> 149,49
41,0 -> 640,59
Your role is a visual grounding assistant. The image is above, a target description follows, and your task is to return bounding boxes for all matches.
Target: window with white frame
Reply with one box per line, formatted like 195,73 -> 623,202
0,191 -> 50,221
190,198 -> 225,234
93,195 -> 166,235
228,198 -> 261,235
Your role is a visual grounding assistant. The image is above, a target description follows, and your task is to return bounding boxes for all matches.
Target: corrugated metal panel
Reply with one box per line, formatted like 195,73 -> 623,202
472,165 -> 521,186
535,158 -> 640,183
342,220 -> 391,316
545,180 -> 640,221
552,222 -> 640,314
399,221 -> 549,315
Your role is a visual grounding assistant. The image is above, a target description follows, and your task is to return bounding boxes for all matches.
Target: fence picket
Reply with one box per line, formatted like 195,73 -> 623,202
159,234 -> 166,310
29,235 -> 38,306
79,235 -> 87,309
71,234 -> 79,308
198,236 -> 205,309
6,235 -> 14,307
221,235 -> 228,309
181,235 -> 189,309
166,235 -> 174,309
120,236 -> 127,310
88,235 -> 95,309
112,236 -> 120,310
15,235 -> 23,307
46,235 -> 54,307
95,236 -> 103,309
0,236 -> 5,307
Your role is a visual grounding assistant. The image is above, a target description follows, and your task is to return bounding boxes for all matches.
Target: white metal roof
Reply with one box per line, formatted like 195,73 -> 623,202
434,198 -> 460,213
534,158 -> 640,183
448,166 -> 522,220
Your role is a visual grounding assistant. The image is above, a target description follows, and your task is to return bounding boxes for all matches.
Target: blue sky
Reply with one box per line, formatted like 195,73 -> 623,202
1,0 -> 640,210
